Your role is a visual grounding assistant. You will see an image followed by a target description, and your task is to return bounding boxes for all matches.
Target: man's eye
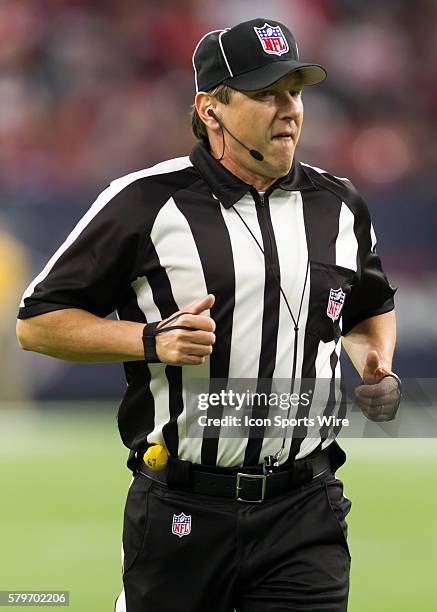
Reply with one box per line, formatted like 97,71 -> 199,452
256,90 -> 273,98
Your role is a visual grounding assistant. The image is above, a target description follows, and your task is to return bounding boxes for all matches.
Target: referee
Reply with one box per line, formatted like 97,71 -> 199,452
17,18 -> 401,612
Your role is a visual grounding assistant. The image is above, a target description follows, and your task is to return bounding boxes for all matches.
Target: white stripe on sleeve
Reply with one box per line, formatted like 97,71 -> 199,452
20,157 -> 193,307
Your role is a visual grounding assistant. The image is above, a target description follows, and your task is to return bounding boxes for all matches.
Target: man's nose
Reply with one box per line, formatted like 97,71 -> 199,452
277,92 -> 301,119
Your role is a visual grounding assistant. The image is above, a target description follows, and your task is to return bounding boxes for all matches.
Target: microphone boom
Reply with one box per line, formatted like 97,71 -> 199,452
207,109 -> 264,161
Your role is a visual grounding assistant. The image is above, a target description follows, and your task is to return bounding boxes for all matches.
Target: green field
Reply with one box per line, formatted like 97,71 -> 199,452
1,404 -> 436,611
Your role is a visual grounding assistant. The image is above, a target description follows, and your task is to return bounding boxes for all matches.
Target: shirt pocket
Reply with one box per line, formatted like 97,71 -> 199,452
307,260 -> 356,343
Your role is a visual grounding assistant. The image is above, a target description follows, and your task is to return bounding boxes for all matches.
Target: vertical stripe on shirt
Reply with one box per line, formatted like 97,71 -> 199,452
149,196 -> 211,464
172,188 -> 234,465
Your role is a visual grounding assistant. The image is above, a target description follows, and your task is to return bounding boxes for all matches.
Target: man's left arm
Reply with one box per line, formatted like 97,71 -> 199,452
342,310 -> 401,421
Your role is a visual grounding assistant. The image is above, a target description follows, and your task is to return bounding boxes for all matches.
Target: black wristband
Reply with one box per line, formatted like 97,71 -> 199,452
142,322 -> 161,363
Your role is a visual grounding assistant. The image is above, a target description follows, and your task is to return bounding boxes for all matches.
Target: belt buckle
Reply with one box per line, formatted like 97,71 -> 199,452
236,472 -> 267,503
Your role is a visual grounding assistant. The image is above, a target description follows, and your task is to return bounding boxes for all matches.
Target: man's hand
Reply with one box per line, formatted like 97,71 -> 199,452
155,294 -> 216,365
355,350 -> 401,422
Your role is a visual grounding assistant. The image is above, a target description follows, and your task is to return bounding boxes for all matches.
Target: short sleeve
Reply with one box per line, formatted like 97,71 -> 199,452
341,192 -> 396,336
18,180 -> 146,319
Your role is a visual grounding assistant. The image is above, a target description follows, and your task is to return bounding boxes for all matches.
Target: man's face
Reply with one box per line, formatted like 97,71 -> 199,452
218,73 -> 304,183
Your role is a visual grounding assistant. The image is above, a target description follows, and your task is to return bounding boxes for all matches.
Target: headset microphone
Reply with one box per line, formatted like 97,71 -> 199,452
207,109 -> 264,161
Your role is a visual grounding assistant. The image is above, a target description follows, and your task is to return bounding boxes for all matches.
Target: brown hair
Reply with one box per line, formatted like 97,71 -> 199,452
191,84 -> 234,142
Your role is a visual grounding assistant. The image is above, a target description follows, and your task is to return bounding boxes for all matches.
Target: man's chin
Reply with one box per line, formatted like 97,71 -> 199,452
264,157 -> 294,179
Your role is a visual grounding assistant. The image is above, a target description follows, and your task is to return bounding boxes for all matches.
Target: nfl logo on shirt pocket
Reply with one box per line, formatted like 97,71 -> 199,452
172,513 -> 191,538
326,288 -> 346,322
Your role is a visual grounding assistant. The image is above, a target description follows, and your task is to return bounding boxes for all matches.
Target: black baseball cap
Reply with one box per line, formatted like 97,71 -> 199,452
193,18 -> 327,93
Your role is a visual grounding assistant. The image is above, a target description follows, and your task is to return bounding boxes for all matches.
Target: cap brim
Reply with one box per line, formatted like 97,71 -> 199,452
223,61 -> 327,91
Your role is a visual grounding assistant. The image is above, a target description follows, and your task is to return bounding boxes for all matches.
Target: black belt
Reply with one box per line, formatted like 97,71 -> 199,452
138,448 -> 335,504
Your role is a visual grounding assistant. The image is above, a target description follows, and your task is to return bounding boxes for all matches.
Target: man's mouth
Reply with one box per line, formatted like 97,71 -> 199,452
272,133 -> 294,140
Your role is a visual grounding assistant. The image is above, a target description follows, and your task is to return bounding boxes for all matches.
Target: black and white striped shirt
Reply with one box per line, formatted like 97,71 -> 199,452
18,142 -> 395,467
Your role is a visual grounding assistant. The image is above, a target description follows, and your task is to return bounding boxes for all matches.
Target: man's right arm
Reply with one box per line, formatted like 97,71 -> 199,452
16,177 -> 217,366
16,295 -> 216,365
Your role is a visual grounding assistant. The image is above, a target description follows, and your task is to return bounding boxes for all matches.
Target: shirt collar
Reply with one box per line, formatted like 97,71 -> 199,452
189,140 -> 317,209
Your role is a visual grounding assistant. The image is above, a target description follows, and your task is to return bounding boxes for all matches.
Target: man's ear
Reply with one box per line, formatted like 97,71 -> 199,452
195,92 -> 220,131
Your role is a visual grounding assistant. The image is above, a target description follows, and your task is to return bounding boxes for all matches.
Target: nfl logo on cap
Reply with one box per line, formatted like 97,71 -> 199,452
172,512 -> 191,538
254,23 -> 290,56
326,288 -> 346,322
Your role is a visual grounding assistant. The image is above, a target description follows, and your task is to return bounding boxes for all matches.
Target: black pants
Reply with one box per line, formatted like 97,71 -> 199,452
116,470 -> 351,612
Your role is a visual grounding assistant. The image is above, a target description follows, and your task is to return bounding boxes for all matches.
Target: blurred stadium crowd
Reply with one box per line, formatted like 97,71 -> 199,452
1,0 -> 436,399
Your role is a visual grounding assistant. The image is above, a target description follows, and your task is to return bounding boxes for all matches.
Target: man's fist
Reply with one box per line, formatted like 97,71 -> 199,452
155,294 -> 216,365
355,350 -> 401,422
